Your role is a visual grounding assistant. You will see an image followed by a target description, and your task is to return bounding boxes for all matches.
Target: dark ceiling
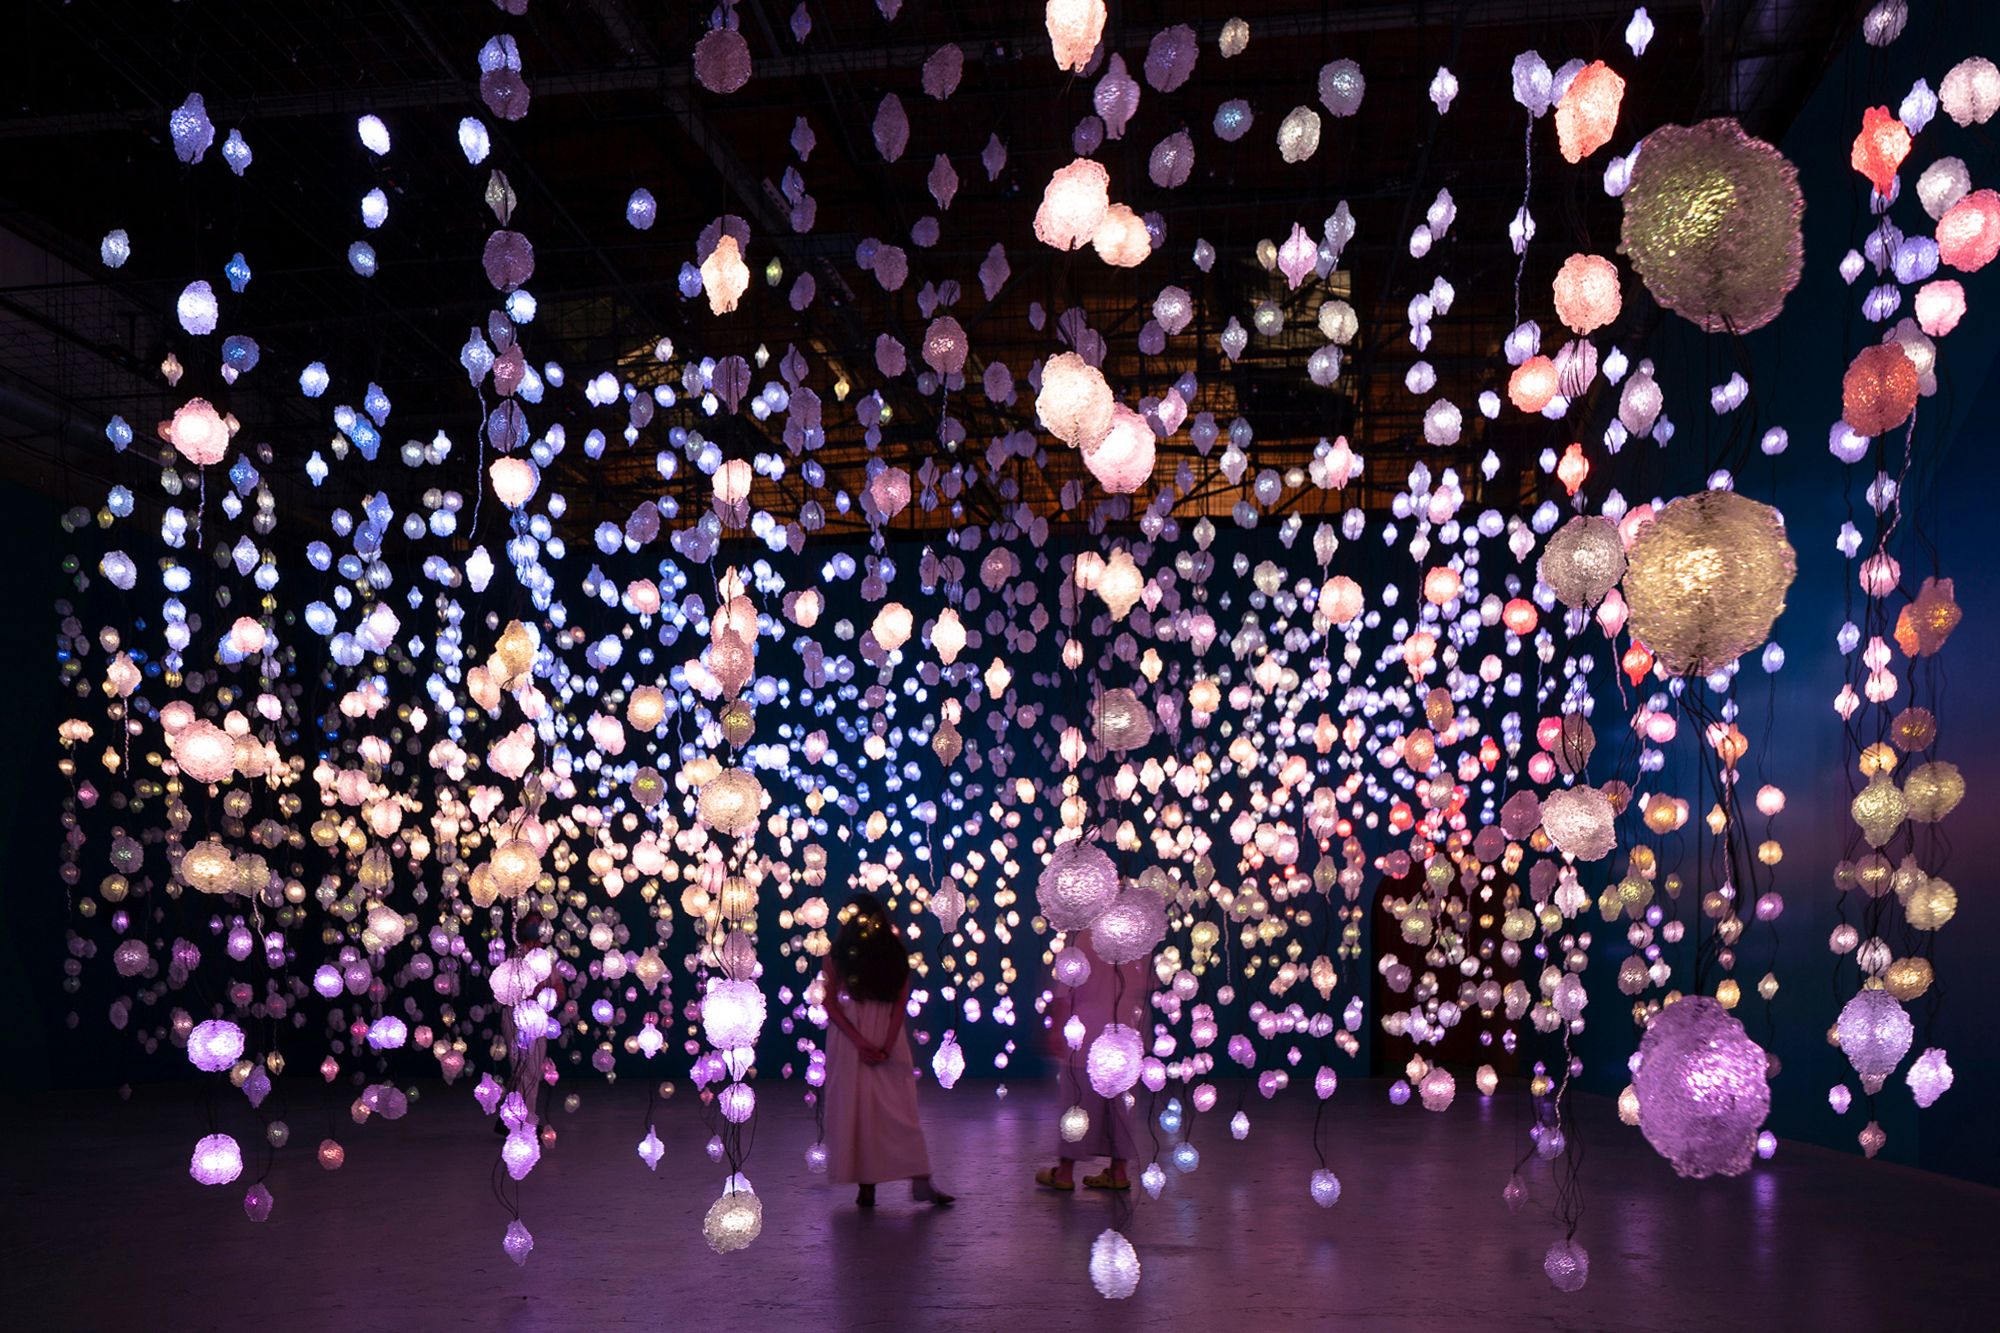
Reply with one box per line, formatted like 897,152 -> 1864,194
1,0 -> 1860,538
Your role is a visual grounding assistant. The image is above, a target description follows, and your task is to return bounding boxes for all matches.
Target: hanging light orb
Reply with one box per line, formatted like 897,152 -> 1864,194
702,1190 -> 763,1254
1937,189 -> 2000,272
1089,1229 -> 1142,1300
1035,158 -> 1112,251
1621,119 -> 1803,333
1842,343 -> 1919,436
1552,254 -> 1622,334
1632,996 -> 1770,1178
697,768 -> 766,837
1538,515 -> 1626,609
1036,352 -> 1116,450
1555,61 -> 1625,163
1046,0 -> 1107,73
1837,986 -> 1914,1090
1086,405 -> 1156,493
1620,490 -> 1796,676
1037,840 -> 1120,932
1085,1024 -> 1145,1097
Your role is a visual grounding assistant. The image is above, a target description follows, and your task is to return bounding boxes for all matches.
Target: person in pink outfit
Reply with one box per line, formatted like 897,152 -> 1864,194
1037,925 -> 1149,1192
820,894 -> 955,1208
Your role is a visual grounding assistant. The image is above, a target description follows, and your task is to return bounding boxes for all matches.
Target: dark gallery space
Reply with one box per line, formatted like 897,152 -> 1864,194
3,1 -> 1998,1329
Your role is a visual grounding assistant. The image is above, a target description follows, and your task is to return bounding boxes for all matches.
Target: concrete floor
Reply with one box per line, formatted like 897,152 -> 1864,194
3,1076 -> 1993,1331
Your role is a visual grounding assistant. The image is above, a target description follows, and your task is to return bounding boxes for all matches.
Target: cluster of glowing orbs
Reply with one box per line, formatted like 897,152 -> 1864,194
1631,997 -> 1771,1178
1035,158 -> 1112,251
1621,119 -> 1803,333
1552,254 -> 1622,335
1037,840 -> 1120,932
1621,490 -> 1797,676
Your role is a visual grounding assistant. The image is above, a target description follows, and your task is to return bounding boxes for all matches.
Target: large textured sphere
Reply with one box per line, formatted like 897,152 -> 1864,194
1034,158 -> 1111,251
1621,490 -> 1797,676
1538,515 -> 1626,609
702,1190 -> 763,1254
1620,118 -> 1803,333
1037,840 -> 1120,932
693,28 -> 753,95
1036,351 -> 1115,450
1842,343 -> 1919,436
1632,997 -> 1771,1178
1543,1239 -> 1590,1293
702,977 -> 767,1050
1837,986 -> 1914,1088
1552,254 -> 1622,334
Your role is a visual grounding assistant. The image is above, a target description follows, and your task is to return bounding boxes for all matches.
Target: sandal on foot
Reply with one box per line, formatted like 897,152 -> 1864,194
1083,1170 -> 1131,1191
1034,1167 -> 1075,1192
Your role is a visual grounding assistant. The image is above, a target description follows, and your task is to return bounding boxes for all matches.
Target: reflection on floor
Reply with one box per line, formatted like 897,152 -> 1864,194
3,1075 -> 1995,1331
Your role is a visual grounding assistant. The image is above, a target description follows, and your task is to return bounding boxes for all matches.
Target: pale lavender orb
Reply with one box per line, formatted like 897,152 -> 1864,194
189,1132 -> 243,1186
1502,1173 -> 1528,1212
188,1018 -> 245,1073
1092,889 -> 1166,965
1309,1168 -> 1342,1207
1418,1066 -> 1456,1112
804,1142 -> 828,1174
1544,1239 -> 1590,1292
1052,945 -> 1093,989
1836,987 -> 1914,1091
1036,840 -> 1119,931
242,1183 -> 274,1222
503,1218 -> 535,1266
1906,1045 -> 1953,1108
177,280 -> 219,336
1631,996 -> 1771,1178
1089,1228 -> 1142,1299
1318,59 -> 1366,116
169,92 -> 215,163
1143,23 -> 1198,92
1086,1023 -> 1144,1097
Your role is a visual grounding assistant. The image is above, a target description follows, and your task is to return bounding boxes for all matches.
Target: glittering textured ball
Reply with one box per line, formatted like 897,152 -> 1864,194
1091,687 -> 1155,752
1621,119 -> 1802,333
1552,254 -> 1622,335
1086,1024 -> 1145,1097
1037,840 -> 1121,932
693,27 -> 753,95
1632,996 -> 1770,1178
1836,987 -> 1914,1090
1842,343 -> 1920,436
1544,1239 -> 1590,1293
1035,158 -> 1112,251
697,767 -> 764,837
703,1190 -> 763,1254
1089,1228 -> 1142,1299
1539,785 -> 1617,862
1036,351 -> 1116,450
1092,889 -> 1167,965
1309,1168 -> 1342,1207
1620,490 -> 1796,676
189,1133 -> 243,1186
1538,515 -> 1626,609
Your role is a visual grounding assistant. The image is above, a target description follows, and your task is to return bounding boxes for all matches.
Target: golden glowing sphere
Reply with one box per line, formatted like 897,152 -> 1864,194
1621,490 -> 1796,676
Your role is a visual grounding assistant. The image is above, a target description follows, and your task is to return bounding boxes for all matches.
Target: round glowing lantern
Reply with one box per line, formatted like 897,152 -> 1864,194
1034,158 -> 1112,251
1937,189 -> 2000,272
1552,254 -> 1622,334
1093,888 -> 1167,964
697,768 -> 765,837
1318,576 -> 1364,625
1086,1024 -> 1144,1097
1841,343 -> 1919,436
1620,490 -> 1796,676
1538,515 -> 1626,609
1091,203 -> 1152,268
701,233 -> 751,314
190,1133 -> 244,1186
163,398 -> 230,465
1036,351 -> 1115,449
1539,785 -> 1616,861
1046,0 -> 1106,73
1091,688 -> 1154,753
172,719 -> 238,784
489,456 -> 538,509
188,1019 -> 246,1073
1632,996 -> 1770,1178
930,608 -> 967,664
1851,106 -> 1911,196
1837,986 -> 1914,1090
1037,840 -> 1119,932
871,601 -> 915,653
1621,119 -> 1802,333
1507,356 -> 1559,413
703,1190 -> 763,1254
1090,1228 -> 1141,1300
1941,56 -> 2000,126
1086,405 -> 1155,493
1555,61 -> 1625,163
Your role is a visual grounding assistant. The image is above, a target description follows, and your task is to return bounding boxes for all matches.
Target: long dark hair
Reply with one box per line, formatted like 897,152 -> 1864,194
832,894 -> 909,1003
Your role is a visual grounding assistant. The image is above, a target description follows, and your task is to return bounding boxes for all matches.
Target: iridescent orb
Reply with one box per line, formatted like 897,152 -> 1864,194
1092,889 -> 1166,965
1091,687 -> 1155,752
1621,490 -> 1796,677
1309,1168 -> 1342,1207
1544,1239 -> 1590,1293
1086,1024 -> 1144,1097
1632,996 -> 1770,1178
1620,118 -> 1803,333
1538,515 -> 1625,609
703,1190 -> 762,1254
1539,785 -> 1617,862
1837,987 -> 1914,1090
1089,1228 -> 1142,1299
1037,840 -> 1120,932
